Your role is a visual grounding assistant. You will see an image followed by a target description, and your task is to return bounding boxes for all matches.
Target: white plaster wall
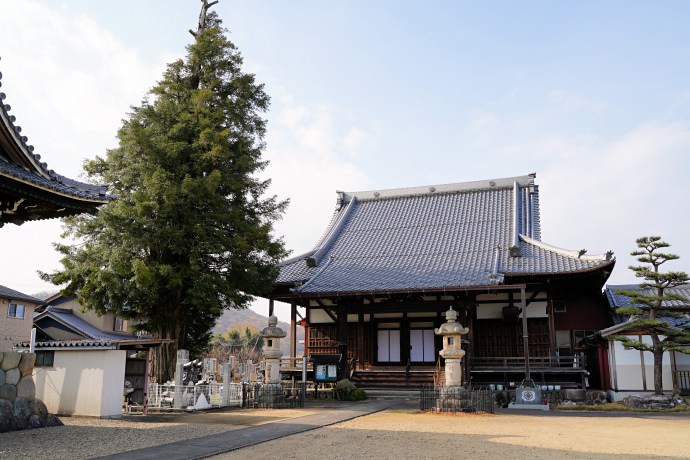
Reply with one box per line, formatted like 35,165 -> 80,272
674,350 -> 690,371
407,312 -> 436,318
34,349 -> 127,417
640,335 -> 673,391
610,338 -> 673,392
100,350 -> 127,418
309,309 -> 334,323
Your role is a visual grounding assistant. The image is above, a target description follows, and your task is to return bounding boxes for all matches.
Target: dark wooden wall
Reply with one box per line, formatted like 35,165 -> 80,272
553,294 -> 612,331
474,318 -> 550,358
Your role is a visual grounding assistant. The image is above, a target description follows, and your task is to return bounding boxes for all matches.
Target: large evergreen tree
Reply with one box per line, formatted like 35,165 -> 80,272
41,5 -> 287,382
612,236 -> 690,395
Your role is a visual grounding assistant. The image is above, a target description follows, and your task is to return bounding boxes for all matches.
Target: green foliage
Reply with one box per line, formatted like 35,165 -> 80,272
341,388 -> 367,401
40,11 -> 287,381
613,236 -> 690,394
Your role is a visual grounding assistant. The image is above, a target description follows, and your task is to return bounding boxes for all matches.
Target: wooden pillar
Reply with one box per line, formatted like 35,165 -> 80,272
290,300 -> 297,367
547,289 -> 556,356
357,313 -> 364,369
521,287 -> 530,382
142,346 -> 152,416
467,303 -> 475,387
338,305 -> 348,379
369,313 -> 375,365
269,298 -> 274,317
402,311 -> 409,366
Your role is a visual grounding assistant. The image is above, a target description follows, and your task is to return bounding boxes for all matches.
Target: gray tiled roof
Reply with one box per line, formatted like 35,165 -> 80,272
605,285 -> 690,331
606,285 -> 690,309
0,284 -> 46,305
34,306 -> 131,341
0,158 -> 114,202
276,173 -> 614,294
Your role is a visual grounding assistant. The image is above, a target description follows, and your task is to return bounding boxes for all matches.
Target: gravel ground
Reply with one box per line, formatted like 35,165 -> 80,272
0,416 -> 237,460
211,409 -> 690,460
0,406 -> 330,459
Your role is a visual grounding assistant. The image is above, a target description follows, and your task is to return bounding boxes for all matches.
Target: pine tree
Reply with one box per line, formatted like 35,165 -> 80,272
612,236 -> 690,395
41,5 -> 287,382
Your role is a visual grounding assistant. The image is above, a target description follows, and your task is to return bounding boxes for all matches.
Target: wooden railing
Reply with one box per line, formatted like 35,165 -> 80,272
673,370 -> 690,394
278,357 -> 310,370
471,354 -> 586,371
433,356 -> 442,388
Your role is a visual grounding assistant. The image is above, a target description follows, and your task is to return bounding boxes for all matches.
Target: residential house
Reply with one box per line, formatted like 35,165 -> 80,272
0,284 -> 45,352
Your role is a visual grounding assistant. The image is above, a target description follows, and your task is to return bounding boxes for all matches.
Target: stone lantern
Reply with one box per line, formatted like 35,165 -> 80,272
260,315 -> 287,386
435,306 -> 469,387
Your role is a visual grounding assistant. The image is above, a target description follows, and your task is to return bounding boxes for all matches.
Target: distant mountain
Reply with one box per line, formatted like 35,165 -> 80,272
31,289 -> 60,300
213,307 -> 304,356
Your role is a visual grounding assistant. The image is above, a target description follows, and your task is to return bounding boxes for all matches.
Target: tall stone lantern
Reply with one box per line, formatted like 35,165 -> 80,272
435,307 -> 469,387
260,315 -> 287,386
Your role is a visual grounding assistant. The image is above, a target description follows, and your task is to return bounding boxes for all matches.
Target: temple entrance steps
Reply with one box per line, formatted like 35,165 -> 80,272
361,388 -> 420,400
351,368 -> 443,389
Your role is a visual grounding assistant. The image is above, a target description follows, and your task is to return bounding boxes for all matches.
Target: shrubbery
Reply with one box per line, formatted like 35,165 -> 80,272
341,388 -> 367,401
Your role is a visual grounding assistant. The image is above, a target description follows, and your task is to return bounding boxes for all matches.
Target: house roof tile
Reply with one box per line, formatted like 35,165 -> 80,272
0,284 -> 46,305
34,306 -> 131,341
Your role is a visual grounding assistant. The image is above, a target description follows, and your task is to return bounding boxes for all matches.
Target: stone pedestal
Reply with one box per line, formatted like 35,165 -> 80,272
444,358 -> 463,387
264,358 -> 280,385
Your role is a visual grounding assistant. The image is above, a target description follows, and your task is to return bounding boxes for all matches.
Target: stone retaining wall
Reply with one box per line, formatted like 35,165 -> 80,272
0,351 -> 62,432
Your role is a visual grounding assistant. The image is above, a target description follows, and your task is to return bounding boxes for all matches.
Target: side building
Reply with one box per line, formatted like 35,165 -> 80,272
269,173 -> 616,389
594,285 -> 690,400
0,284 -> 45,352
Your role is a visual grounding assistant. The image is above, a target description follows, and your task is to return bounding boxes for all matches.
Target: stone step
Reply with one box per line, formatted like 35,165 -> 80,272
360,388 -> 421,400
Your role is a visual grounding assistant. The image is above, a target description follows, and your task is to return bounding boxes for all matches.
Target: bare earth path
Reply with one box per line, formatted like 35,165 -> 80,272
210,407 -> 690,460
2,401 -> 690,459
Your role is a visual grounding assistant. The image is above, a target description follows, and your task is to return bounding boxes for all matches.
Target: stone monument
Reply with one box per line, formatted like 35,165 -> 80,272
259,315 -> 286,386
435,306 -> 469,387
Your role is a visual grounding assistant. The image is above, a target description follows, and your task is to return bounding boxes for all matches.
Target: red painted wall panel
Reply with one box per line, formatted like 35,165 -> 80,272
553,294 -> 612,331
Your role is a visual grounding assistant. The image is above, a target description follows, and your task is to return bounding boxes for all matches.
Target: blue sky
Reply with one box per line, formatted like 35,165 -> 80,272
1,1 -> 689,322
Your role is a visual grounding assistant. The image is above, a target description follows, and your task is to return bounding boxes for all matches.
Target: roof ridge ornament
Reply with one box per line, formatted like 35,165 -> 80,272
520,235 -> 615,262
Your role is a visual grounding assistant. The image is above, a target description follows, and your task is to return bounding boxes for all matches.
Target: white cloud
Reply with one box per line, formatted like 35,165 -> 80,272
538,121 -> 690,285
343,127 -> 367,157
549,90 -> 607,113
264,104 -> 371,254
0,1 -> 171,295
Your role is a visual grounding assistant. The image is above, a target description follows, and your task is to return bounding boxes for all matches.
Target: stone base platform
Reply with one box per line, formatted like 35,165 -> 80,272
507,402 -> 550,411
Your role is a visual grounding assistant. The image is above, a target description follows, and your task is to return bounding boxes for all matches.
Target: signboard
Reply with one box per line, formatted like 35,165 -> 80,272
209,394 -> 220,405
315,363 -> 338,382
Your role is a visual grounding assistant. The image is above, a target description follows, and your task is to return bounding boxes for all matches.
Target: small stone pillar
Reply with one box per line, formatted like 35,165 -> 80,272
260,315 -> 287,386
173,349 -> 189,409
435,307 -> 469,387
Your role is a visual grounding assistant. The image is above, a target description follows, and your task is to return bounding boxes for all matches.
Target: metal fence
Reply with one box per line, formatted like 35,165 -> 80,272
420,386 -> 495,414
148,383 -> 243,410
242,383 -> 305,409
148,382 -> 303,410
